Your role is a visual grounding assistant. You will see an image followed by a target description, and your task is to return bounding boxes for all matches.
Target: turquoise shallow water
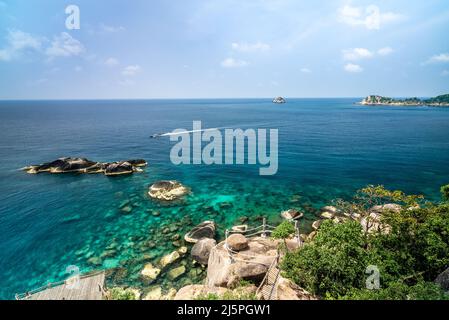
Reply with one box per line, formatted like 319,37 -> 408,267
1,98 -> 449,299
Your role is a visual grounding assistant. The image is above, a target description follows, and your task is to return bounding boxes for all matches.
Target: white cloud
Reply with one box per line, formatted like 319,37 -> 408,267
45,32 -> 85,58
231,41 -> 271,52
0,29 -> 42,61
122,65 -> 142,76
344,63 -> 363,73
220,57 -> 248,68
74,66 -> 82,72
100,24 -> 125,33
441,70 -> 449,77
300,67 -> 312,73
377,47 -> 394,56
425,53 -> 449,64
105,57 -> 119,66
338,5 -> 404,30
343,48 -> 373,61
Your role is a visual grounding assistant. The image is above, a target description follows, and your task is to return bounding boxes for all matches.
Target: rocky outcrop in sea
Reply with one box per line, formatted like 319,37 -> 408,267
22,157 -> 147,176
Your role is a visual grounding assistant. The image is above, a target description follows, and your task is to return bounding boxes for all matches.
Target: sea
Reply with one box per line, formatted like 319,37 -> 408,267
0,98 -> 448,299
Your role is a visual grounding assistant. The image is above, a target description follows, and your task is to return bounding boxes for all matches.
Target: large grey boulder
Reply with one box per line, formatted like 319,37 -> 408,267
191,238 -> 217,265
206,237 -> 287,288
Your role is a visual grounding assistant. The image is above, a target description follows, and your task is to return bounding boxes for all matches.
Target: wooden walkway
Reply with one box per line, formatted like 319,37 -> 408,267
16,271 -> 106,300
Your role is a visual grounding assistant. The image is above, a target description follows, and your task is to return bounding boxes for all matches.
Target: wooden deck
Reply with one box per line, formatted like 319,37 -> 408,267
16,271 -> 106,300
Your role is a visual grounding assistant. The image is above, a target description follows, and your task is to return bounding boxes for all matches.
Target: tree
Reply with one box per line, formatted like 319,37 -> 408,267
441,184 -> 449,201
280,185 -> 449,300
271,220 -> 296,252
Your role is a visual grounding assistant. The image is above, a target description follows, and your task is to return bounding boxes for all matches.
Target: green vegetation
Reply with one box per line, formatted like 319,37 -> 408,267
280,185 -> 449,300
362,94 -> 449,106
441,184 -> 449,201
108,287 -> 138,300
425,94 -> 449,105
272,220 -> 296,252
196,290 -> 258,300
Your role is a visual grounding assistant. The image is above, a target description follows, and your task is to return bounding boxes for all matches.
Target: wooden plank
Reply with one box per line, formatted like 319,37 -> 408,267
21,272 -> 105,300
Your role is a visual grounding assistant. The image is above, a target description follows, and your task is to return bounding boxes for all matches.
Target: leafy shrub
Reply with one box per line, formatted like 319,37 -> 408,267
108,287 -> 138,300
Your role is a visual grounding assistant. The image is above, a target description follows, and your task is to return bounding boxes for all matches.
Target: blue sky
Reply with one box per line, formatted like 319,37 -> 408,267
0,0 -> 448,99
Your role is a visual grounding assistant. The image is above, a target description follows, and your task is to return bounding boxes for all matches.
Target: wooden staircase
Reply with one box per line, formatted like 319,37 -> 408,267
257,258 -> 281,300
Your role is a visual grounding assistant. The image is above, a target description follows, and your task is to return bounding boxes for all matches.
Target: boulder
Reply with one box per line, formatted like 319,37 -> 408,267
370,203 -> 402,214
435,267 -> 449,292
184,221 -> 216,243
141,263 -> 161,281
207,237 -> 281,288
167,266 -> 186,280
312,220 -> 322,230
143,286 -> 162,300
231,225 -> 248,233
174,285 -> 228,300
321,206 -> 338,214
162,288 -> 177,300
281,209 -> 303,220
273,97 -> 286,104
191,238 -> 217,265
274,276 -> 318,300
159,250 -> 181,268
104,162 -> 134,176
320,211 -> 334,219
148,180 -> 190,201
226,234 -> 249,251
126,159 -> 148,167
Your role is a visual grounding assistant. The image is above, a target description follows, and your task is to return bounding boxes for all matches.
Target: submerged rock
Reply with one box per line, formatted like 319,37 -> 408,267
184,221 -> 216,243
148,180 -> 191,201
167,266 -> 186,280
22,157 -> 147,176
141,263 -> 161,281
159,250 -> 181,268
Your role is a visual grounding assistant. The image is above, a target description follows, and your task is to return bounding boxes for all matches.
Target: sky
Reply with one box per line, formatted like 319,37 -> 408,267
0,0 -> 448,99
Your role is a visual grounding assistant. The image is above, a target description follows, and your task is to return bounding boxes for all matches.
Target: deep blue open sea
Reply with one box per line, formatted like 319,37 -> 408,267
1,98 -> 449,299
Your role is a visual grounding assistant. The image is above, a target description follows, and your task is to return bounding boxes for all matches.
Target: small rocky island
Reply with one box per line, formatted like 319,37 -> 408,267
148,180 -> 191,201
359,94 -> 449,107
272,96 -> 286,104
22,157 -> 147,176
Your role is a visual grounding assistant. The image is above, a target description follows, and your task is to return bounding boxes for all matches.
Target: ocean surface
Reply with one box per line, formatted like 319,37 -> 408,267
1,98 -> 449,299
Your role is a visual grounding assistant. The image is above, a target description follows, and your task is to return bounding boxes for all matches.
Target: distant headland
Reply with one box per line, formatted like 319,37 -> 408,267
359,94 -> 449,107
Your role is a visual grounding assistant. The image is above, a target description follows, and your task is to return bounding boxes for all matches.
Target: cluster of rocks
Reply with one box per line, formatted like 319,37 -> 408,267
22,157 -> 147,176
148,180 -> 191,201
175,232 -> 317,300
300,203 -> 404,242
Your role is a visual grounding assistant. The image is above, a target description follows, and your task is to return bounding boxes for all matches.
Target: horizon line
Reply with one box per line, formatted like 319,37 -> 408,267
0,95 -> 439,102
